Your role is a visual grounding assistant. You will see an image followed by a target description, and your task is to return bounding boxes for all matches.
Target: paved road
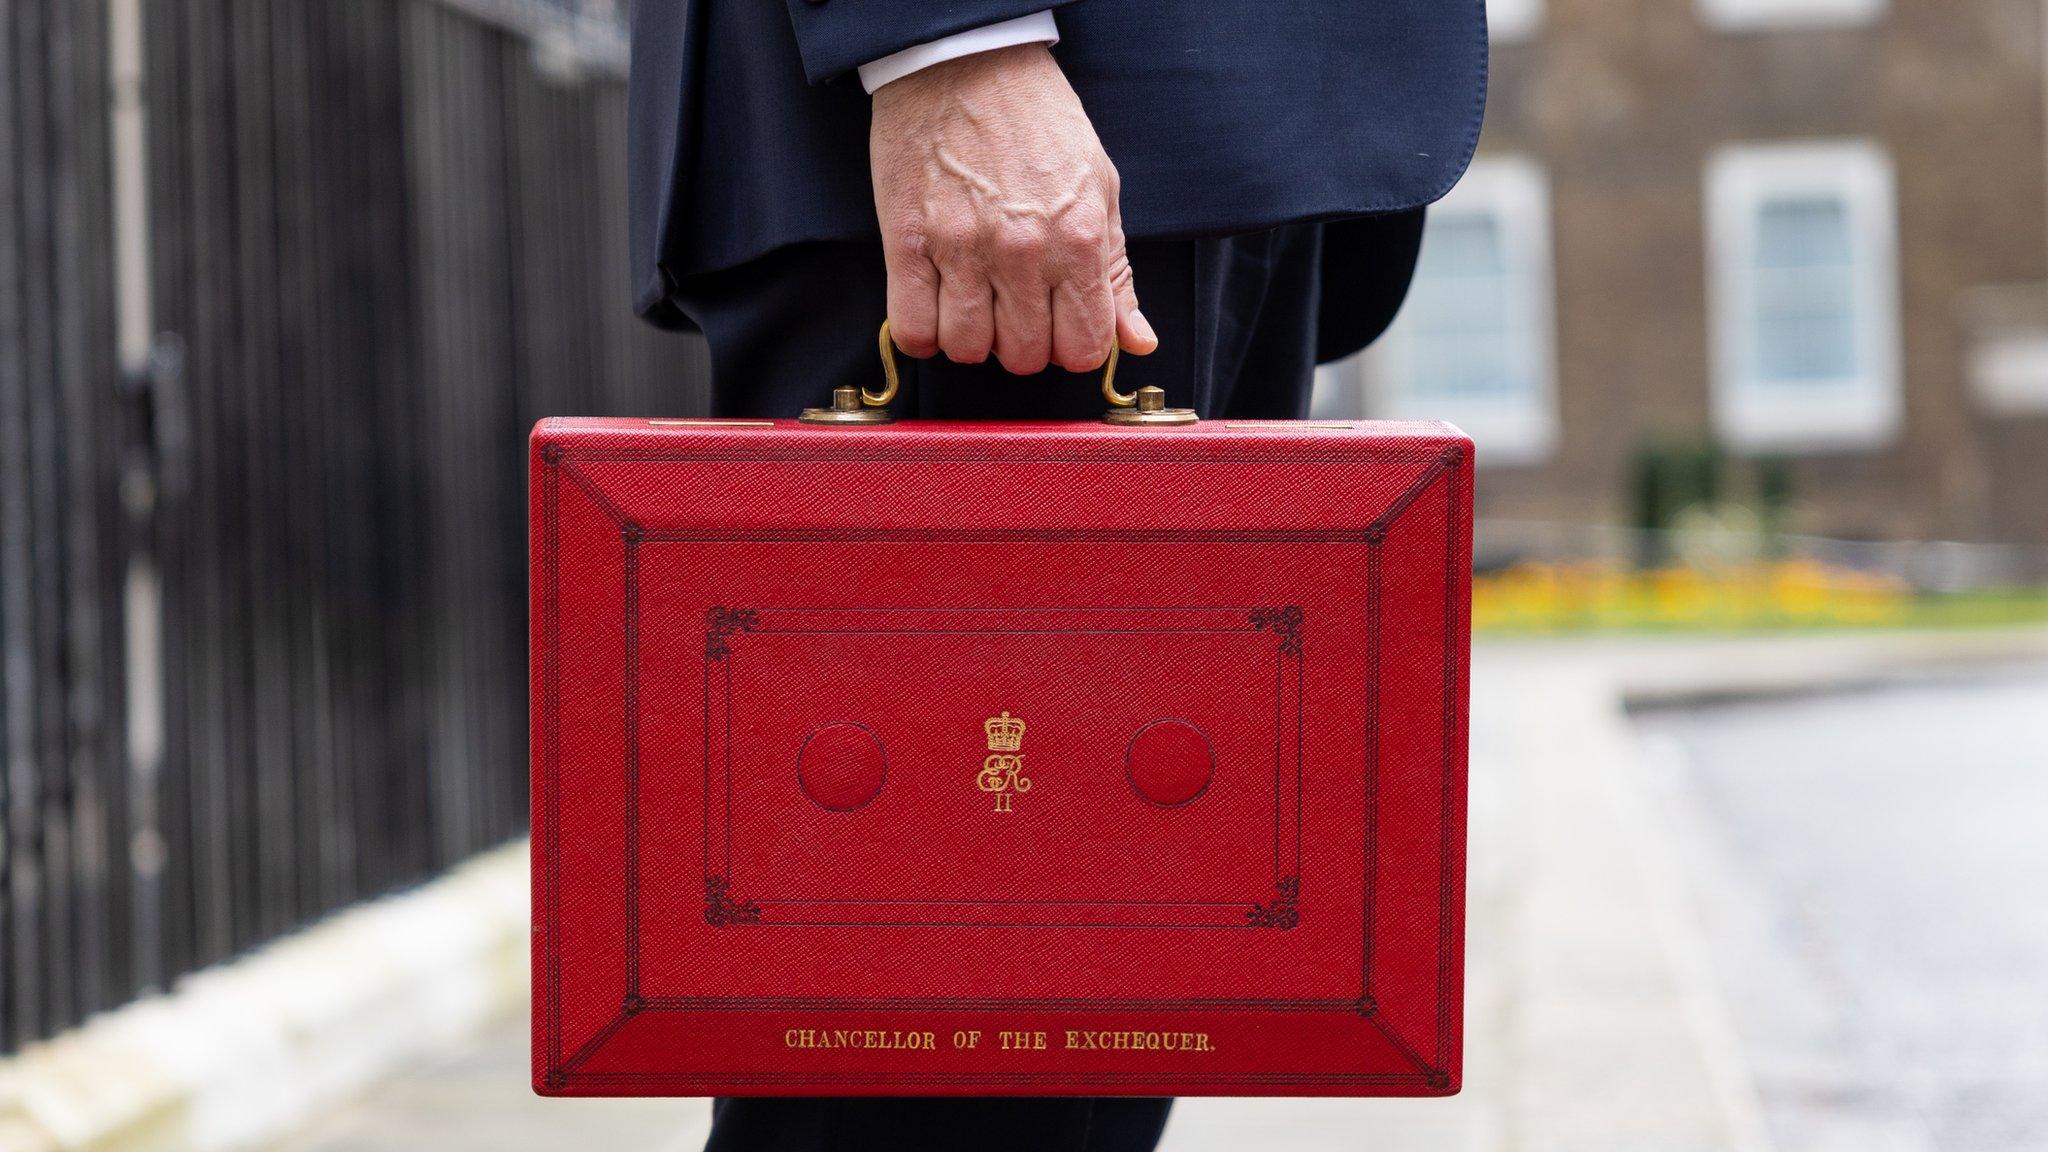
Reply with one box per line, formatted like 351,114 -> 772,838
1638,666 -> 2048,1152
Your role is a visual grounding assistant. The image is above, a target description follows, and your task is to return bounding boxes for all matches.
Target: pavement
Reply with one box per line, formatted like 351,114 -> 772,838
9,630 -> 2046,1152
1636,668 -> 2048,1152
264,1015 -> 710,1152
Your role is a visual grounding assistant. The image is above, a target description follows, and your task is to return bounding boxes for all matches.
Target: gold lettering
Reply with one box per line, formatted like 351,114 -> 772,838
788,1025 -> 1213,1055
1057,1029 -> 1216,1053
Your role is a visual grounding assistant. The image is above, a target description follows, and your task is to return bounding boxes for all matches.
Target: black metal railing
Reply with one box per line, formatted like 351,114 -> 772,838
0,0 -> 706,1051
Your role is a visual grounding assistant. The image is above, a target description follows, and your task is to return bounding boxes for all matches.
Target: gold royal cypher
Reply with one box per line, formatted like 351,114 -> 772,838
977,711 -> 1030,812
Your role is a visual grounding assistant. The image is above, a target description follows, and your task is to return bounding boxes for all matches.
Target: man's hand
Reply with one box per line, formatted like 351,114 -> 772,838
870,43 -> 1156,375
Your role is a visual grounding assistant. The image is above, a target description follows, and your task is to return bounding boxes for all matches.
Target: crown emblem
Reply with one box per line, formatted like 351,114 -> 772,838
977,712 -> 1031,813
984,711 -> 1026,752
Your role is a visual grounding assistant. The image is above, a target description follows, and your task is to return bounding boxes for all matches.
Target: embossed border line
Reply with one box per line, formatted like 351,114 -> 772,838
696,605 -> 1302,930
535,442 -> 1466,1090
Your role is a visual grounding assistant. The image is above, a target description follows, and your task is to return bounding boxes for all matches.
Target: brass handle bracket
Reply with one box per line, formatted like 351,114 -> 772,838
799,321 -> 903,424
800,320 -> 1195,426
1103,385 -> 1198,426
1102,344 -> 1196,426
1105,344 -> 1196,426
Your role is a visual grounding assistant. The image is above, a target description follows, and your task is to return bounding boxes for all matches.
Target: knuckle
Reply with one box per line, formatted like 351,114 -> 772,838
887,223 -> 933,265
894,330 -> 938,356
1109,259 -> 1138,304
993,223 -> 1049,266
890,314 -> 938,350
1058,347 -> 1108,373
943,301 -> 988,332
1064,318 -> 1115,369
1055,213 -> 1106,255
998,347 -> 1050,376
932,213 -> 980,258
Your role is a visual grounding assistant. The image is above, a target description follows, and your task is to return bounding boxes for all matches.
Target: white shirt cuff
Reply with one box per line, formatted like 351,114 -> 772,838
857,11 -> 1060,94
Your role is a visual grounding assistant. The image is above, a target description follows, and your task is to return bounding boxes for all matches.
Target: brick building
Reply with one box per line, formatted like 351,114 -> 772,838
1314,0 -> 2048,547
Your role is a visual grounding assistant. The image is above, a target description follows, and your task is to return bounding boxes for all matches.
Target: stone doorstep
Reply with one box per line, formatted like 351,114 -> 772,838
0,844 -> 530,1152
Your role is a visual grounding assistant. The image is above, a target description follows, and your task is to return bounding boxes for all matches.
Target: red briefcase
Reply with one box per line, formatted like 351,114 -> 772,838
530,372 -> 1472,1098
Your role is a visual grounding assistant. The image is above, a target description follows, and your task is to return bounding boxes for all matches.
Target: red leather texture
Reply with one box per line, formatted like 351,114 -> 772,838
529,417 -> 1473,1098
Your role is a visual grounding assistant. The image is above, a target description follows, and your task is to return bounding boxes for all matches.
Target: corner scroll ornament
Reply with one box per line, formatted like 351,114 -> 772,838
1250,606 -> 1304,657
704,875 -> 762,926
704,607 -> 760,660
1246,876 -> 1300,929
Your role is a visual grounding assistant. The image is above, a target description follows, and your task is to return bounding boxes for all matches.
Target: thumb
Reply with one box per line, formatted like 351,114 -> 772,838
1107,225 -> 1157,357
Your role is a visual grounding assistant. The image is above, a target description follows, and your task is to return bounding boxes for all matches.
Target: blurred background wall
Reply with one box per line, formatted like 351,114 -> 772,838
0,0 -> 706,1051
1317,0 -> 2048,557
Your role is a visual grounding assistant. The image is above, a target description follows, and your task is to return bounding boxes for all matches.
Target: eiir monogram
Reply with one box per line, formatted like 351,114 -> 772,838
977,711 -> 1031,812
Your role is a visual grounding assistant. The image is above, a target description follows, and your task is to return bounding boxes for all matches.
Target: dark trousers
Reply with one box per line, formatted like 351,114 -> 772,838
674,225 -> 1333,421
703,1097 -> 1174,1152
670,224 -> 1349,1152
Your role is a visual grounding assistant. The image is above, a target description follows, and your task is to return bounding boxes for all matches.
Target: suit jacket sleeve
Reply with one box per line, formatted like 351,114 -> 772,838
782,0 -> 1083,84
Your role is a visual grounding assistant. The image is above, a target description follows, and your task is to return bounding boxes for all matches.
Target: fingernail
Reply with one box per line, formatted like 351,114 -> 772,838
1130,309 -> 1158,349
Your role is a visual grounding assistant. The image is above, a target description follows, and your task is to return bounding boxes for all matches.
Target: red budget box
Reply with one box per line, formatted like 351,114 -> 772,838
529,416 -> 1472,1097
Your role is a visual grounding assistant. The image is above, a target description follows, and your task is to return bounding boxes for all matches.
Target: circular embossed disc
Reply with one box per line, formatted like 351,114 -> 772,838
797,723 -> 887,812
1126,719 -> 1214,807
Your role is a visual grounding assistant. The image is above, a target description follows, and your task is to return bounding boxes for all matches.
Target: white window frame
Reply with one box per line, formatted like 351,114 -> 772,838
1488,0 -> 1543,43
1359,154 -> 1558,466
1698,0 -> 1886,32
1970,329 -> 2048,415
1706,139 -> 1901,453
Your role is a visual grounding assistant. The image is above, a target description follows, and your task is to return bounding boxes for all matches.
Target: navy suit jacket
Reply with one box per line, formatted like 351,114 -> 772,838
628,0 -> 1488,359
